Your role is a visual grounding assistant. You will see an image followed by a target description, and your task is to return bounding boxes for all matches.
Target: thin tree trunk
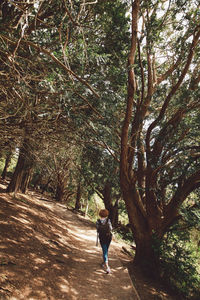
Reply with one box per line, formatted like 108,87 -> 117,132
102,182 -> 119,227
75,181 -> 81,210
55,174 -> 65,201
41,177 -> 52,194
55,184 -> 64,201
112,199 -> 119,228
20,168 -> 33,193
6,150 -> 25,193
6,136 -> 33,194
32,173 -> 42,189
85,198 -> 89,217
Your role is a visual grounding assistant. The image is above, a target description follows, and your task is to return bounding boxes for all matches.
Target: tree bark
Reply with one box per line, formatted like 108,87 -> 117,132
120,0 -> 162,276
20,168 -> 33,193
75,181 -> 81,210
6,136 -> 33,194
41,177 -> 52,194
55,174 -> 65,202
133,233 -> 160,278
102,181 -> 119,227
111,199 -> 119,228
6,152 -> 24,193
122,188 -> 162,277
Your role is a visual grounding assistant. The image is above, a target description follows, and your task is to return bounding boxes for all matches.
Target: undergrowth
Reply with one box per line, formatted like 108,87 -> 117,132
158,227 -> 200,299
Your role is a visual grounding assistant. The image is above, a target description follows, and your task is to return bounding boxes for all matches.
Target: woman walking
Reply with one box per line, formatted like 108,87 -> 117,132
96,209 -> 112,274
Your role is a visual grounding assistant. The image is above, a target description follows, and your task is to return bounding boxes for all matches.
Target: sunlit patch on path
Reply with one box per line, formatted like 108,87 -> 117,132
0,183 -> 139,299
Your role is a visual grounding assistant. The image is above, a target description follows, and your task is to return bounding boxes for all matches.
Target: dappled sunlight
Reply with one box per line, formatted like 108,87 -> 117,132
11,215 -> 31,225
47,249 -> 59,256
59,280 -> 70,293
63,253 -> 69,259
0,187 -> 138,300
75,232 -> 96,241
111,265 -> 124,271
51,263 -> 63,270
33,257 -> 47,264
72,257 -> 87,263
83,248 -> 98,254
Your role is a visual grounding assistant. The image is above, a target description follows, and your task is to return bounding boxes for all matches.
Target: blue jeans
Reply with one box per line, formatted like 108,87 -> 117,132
100,241 -> 111,263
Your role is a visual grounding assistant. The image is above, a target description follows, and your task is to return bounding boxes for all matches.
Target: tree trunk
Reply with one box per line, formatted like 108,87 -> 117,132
6,150 -> 25,193
32,173 -> 42,189
75,181 -> 81,210
111,199 -> 119,228
1,151 -> 12,179
6,136 -> 33,194
20,168 -> 33,193
133,233 -> 160,278
102,181 -> 119,227
84,198 -> 89,217
55,185 -> 63,201
122,188 -> 162,278
41,178 -> 52,194
55,174 -> 65,201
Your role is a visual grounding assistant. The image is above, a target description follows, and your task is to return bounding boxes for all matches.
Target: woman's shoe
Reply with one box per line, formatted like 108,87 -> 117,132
106,267 -> 111,274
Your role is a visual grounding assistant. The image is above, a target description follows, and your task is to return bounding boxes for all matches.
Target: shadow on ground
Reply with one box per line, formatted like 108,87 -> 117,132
0,182 -> 137,300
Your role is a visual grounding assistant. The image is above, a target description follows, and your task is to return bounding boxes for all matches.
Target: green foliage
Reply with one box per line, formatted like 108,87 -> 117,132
157,207 -> 200,299
79,145 -> 121,203
0,154 -> 18,177
0,159 -> 4,174
86,193 -> 104,221
159,233 -> 200,299
115,226 -> 134,244
150,194 -> 200,298
1,1 -> 200,298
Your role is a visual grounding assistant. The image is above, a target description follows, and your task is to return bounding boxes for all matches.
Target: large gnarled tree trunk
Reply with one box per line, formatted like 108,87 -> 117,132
120,0 -> 200,276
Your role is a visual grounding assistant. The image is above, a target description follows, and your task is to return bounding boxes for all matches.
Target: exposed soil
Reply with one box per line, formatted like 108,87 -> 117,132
0,180 -> 178,300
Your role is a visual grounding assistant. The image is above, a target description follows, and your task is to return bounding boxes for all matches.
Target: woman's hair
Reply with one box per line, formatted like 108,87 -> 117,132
99,209 -> 109,218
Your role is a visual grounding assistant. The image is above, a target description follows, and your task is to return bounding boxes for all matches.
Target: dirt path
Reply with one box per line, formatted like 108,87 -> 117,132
52,205 -> 139,300
0,185 -> 139,300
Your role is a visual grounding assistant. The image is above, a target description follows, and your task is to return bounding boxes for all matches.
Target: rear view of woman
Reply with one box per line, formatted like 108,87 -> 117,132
96,209 -> 112,274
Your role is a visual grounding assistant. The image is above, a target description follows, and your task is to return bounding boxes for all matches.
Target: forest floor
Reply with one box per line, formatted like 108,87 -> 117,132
0,180 -> 178,300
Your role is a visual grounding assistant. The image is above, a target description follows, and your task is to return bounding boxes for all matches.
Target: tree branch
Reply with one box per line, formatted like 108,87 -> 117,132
120,0 -> 140,188
0,34 -> 100,99
165,169 -> 200,219
146,26 -> 200,152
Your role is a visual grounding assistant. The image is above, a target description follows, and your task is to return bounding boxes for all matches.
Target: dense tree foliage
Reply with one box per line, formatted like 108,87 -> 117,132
0,0 -> 129,194
0,0 -> 200,296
